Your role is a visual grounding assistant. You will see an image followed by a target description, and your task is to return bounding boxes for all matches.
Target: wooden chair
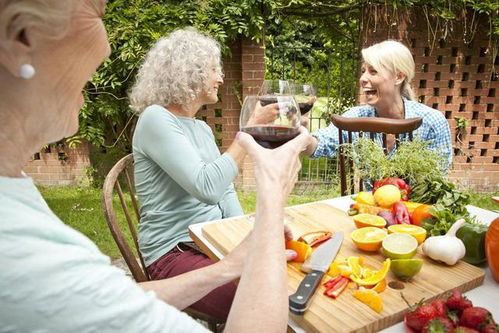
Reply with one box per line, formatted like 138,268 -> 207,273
102,153 -> 223,331
331,114 -> 423,196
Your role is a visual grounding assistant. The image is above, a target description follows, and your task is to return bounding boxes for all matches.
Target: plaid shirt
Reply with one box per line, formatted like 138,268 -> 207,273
311,99 -> 453,170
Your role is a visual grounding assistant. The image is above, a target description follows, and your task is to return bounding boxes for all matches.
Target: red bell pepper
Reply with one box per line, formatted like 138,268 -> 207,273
323,276 -> 349,298
298,231 -> 332,247
392,201 -> 410,224
373,177 -> 411,201
323,275 -> 343,289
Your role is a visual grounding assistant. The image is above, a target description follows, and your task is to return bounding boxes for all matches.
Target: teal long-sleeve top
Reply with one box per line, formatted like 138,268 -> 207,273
133,105 -> 243,266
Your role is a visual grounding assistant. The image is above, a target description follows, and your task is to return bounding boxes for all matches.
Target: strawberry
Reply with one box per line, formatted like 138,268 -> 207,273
405,302 -> 441,331
455,327 -> 479,333
459,307 -> 494,330
447,290 -> 473,313
481,324 -> 499,333
422,317 -> 455,333
431,299 -> 448,318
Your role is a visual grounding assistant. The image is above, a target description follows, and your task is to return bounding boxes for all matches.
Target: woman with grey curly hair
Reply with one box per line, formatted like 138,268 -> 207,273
0,1 -> 312,331
129,28 -> 271,320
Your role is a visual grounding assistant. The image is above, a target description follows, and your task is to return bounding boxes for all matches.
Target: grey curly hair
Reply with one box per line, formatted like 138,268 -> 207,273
129,28 -> 224,114
361,40 -> 416,101
0,0 -> 77,41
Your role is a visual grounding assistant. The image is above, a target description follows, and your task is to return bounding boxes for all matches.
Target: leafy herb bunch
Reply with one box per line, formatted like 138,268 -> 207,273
345,137 -> 446,185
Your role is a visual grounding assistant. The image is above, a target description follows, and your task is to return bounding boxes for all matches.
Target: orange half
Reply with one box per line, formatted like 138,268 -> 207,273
352,213 -> 387,229
351,227 -> 388,252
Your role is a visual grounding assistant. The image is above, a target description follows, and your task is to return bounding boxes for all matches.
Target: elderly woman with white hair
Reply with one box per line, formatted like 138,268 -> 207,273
303,40 -> 452,168
129,28 -> 284,320
0,1 -> 312,331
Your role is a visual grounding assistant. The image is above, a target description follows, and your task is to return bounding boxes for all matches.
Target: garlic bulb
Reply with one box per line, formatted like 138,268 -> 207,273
422,219 -> 466,265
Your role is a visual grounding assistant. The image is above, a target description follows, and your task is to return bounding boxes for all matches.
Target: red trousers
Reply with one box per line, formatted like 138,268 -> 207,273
147,244 -> 236,321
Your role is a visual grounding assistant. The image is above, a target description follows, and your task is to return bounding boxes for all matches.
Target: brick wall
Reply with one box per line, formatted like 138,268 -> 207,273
361,6 -> 499,192
24,141 -> 91,186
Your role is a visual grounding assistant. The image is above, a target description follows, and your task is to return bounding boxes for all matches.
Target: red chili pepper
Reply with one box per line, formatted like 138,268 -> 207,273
298,231 -> 333,247
392,201 -> 411,224
373,177 -> 411,201
324,276 -> 349,298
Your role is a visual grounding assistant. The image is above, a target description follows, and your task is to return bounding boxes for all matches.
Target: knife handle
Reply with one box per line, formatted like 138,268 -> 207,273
289,270 -> 324,315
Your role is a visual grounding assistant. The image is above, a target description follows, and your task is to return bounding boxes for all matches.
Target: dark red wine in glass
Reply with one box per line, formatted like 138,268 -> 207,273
298,102 -> 314,114
259,97 -> 278,106
242,125 -> 299,149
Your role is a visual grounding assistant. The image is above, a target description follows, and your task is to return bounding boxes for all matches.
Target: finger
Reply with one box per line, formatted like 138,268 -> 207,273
236,131 -> 262,156
284,224 -> 294,241
277,131 -> 312,154
298,125 -> 310,135
285,249 -> 297,261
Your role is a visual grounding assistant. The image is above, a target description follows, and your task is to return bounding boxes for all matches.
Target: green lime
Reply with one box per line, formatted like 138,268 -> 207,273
382,233 -> 418,259
390,259 -> 424,281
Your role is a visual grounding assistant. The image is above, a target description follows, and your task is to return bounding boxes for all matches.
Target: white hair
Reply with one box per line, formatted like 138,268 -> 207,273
0,0 -> 76,41
129,28 -> 223,114
361,40 -> 416,101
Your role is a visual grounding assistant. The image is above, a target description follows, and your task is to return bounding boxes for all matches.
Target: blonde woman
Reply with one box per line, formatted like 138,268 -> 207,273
304,40 -> 452,168
0,1 -> 311,331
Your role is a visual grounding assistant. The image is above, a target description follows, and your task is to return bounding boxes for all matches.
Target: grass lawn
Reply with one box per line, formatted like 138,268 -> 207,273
39,185 -> 498,259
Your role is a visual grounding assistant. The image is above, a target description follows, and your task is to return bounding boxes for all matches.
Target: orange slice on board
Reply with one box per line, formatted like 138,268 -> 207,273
388,224 -> 427,245
351,227 -> 388,252
350,259 -> 391,286
354,288 -> 383,313
352,214 -> 387,229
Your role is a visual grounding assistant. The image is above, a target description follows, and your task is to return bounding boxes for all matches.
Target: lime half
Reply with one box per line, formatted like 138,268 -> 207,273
390,259 -> 423,281
382,233 -> 418,259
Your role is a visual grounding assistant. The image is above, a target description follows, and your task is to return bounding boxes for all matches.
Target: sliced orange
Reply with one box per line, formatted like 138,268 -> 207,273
387,224 -> 427,244
350,259 -> 391,286
347,256 -> 365,278
370,279 -> 387,293
352,213 -> 387,229
354,288 -> 383,313
351,227 -> 388,252
327,262 -> 341,277
285,240 -> 312,263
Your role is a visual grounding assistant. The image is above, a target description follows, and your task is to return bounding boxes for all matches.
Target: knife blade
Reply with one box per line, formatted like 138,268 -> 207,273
289,231 -> 343,315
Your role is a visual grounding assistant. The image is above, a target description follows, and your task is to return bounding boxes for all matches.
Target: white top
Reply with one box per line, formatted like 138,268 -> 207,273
0,175 -> 208,332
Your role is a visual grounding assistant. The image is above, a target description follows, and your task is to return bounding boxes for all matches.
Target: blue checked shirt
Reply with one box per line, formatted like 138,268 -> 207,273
311,99 -> 453,170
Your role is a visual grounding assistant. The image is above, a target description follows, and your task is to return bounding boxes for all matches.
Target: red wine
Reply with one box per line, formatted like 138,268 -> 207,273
298,102 -> 314,114
259,97 -> 278,106
242,125 -> 299,149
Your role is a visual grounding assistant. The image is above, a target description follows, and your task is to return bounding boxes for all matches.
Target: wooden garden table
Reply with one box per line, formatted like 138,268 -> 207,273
189,196 -> 499,332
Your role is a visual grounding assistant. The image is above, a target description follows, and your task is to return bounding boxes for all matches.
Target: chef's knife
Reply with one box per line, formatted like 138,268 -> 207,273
289,232 -> 343,315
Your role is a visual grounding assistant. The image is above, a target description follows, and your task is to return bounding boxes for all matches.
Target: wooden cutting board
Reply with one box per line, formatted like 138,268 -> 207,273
201,202 -> 485,333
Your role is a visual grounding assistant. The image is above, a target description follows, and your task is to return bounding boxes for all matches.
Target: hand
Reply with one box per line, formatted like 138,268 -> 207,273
237,126 -> 313,198
301,113 -> 310,128
220,224 -> 296,277
247,102 -> 280,126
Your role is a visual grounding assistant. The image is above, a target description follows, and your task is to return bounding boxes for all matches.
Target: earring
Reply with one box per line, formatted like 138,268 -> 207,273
20,64 -> 36,79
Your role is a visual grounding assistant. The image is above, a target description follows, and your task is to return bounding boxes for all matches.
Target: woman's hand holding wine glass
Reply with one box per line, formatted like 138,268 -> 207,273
240,95 -> 301,149
290,82 -> 317,115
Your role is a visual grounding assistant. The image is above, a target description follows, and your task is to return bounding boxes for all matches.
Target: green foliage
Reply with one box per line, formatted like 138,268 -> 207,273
75,0 -> 497,152
347,138 -> 446,186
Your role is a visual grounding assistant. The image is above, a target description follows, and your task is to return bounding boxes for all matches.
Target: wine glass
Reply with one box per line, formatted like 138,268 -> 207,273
258,79 -> 292,96
239,95 -> 301,149
290,82 -> 317,115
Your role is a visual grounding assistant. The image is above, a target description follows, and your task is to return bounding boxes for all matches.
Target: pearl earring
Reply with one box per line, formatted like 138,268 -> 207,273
20,64 -> 36,79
